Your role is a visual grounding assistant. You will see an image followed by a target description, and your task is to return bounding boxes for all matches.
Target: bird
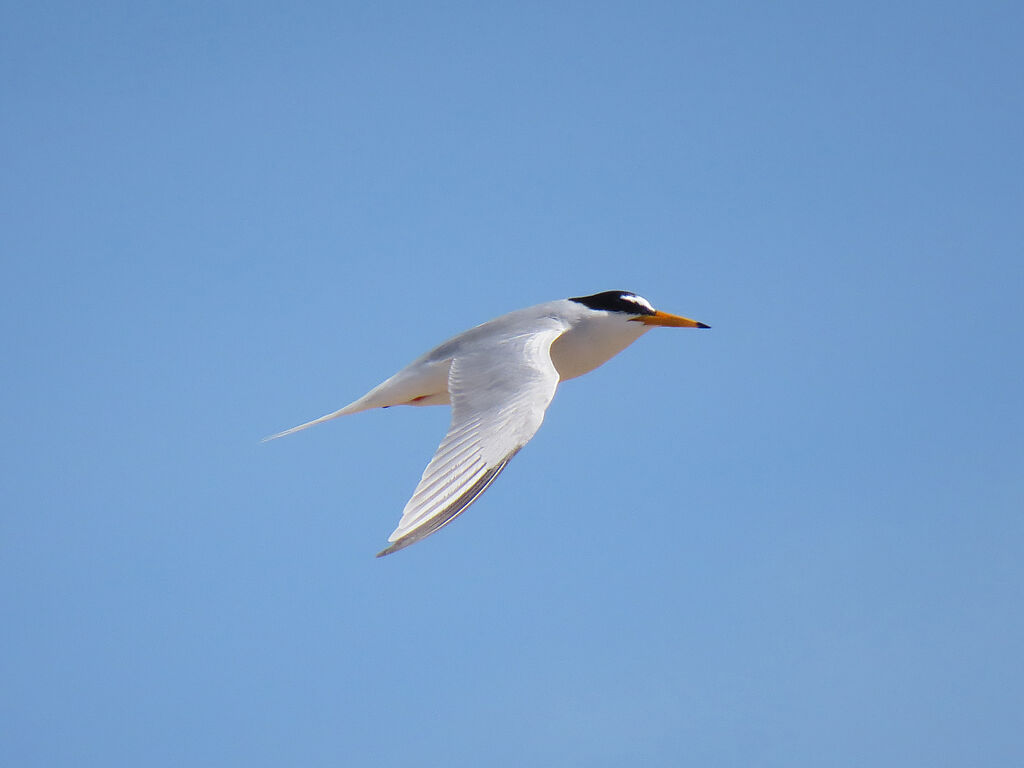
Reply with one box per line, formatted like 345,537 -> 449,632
265,291 -> 709,557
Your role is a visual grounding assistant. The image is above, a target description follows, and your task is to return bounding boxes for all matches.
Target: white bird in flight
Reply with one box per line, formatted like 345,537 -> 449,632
265,291 -> 709,556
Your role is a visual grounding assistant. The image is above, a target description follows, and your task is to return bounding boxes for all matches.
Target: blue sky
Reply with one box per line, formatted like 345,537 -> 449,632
2,2 -> 1022,765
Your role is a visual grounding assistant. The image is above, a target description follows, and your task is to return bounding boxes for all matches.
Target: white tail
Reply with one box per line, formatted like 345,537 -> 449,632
261,401 -> 368,442
262,360 -> 452,443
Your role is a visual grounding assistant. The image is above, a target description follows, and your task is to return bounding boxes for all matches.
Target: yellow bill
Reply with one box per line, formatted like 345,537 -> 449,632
632,310 -> 710,328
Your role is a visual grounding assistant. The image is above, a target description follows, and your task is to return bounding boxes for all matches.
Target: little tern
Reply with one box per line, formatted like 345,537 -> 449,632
265,291 -> 709,556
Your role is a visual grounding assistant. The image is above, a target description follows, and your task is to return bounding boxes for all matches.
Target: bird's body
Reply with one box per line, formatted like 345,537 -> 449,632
266,291 -> 708,556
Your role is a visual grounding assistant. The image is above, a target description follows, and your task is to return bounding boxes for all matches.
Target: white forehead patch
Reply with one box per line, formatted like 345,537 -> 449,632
621,294 -> 655,313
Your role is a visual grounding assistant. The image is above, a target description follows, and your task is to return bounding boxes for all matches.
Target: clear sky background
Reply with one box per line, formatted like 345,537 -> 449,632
3,2 -> 1022,766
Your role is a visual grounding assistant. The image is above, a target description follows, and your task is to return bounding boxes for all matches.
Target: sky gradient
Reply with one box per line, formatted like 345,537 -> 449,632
3,2 -> 1022,766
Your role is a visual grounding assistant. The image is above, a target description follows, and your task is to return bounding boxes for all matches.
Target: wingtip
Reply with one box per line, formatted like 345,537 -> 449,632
375,540 -> 407,558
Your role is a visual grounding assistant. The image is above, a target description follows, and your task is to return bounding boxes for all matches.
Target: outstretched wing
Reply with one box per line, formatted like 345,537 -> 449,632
376,326 -> 565,556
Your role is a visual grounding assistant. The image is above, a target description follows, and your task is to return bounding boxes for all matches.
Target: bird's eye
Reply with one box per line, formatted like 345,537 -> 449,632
569,291 -> 656,315
618,294 -> 655,314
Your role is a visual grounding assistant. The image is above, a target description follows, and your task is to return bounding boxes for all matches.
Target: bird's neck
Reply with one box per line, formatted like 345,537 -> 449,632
549,318 -> 648,381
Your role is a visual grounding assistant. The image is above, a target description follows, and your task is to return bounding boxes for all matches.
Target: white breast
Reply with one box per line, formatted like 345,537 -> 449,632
549,314 -> 649,381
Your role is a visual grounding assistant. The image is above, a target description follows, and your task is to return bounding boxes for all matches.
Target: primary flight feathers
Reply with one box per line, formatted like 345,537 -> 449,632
264,291 -> 709,556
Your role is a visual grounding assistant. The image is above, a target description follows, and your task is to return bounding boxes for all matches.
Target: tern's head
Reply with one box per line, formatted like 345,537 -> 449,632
569,291 -> 710,328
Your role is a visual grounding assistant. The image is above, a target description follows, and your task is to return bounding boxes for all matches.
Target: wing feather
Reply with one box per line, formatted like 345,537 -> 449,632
376,324 -> 565,556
